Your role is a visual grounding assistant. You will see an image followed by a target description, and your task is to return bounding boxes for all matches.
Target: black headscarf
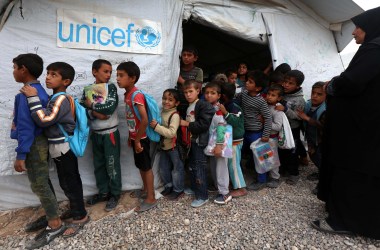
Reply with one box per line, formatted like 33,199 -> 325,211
351,6 -> 380,43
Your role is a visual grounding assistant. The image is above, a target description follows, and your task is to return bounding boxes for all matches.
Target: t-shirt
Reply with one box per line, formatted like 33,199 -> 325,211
186,99 -> 198,123
124,87 -> 147,140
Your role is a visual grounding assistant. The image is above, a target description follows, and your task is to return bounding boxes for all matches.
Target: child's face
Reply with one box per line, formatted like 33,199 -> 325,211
238,64 -> 247,75
181,51 -> 197,66
311,87 -> 326,107
204,87 -> 221,105
183,85 -> 200,103
116,70 -> 135,90
282,77 -> 299,93
245,77 -> 261,94
266,90 -> 282,105
227,73 -> 237,84
93,63 -> 112,83
162,92 -> 179,110
13,64 -> 24,83
45,70 -> 69,92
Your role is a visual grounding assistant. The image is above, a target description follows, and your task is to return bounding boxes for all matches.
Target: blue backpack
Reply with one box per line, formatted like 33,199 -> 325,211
131,90 -> 161,142
51,92 -> 89,157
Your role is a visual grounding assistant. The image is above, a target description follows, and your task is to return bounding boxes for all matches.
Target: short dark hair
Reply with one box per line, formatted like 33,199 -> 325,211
285,70 -> 305,86
204,81 -> 222,94
163,88 -> 180,102
268,84 -> 284,97
46,62 -> 75,84
269,71 -> 284,85
117,61 -> 140,83
12,53 -> 43,79
246,70 -> 269,89
274,63 -> 291,75
221,82 -> 236,100
312,81 -> 325,90
225,68 -> 237,78
183,79 -> 201,91
92,59 -> 111,71
182,45 -> 198,57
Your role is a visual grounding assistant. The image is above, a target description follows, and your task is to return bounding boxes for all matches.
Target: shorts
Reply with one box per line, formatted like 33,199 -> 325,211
131,138 -> 152,171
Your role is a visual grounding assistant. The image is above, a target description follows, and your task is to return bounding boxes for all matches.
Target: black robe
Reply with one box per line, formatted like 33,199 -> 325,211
318,7 -> 380,240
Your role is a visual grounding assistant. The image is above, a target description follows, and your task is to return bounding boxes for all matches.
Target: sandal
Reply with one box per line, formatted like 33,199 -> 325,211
311,219 -> 353,235
135,201 -> 158,213
62,216 -> 91,238
130,189 -> 147,199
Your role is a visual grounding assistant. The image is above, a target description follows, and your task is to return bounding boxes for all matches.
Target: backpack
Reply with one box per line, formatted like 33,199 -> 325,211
51,92 -> 90,157
131,90 -> 161,142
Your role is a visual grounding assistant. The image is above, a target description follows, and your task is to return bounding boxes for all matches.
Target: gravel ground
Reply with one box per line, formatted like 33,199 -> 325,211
1,164 -> 379,250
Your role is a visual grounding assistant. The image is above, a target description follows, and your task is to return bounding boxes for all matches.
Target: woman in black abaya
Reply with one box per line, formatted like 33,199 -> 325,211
312,7 -> 380,240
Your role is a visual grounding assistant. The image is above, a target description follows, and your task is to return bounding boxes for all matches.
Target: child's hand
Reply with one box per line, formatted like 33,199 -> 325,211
92,111 -> 109,120
14,159 -> 27,172
180,120 -> 189,127
213,145 -> 223,157
218,103 -> 228,115
275,104 -> 285,111
296,109 -> 310,121
150,119 -> 158,128
135,141 -> 144,154
20,85 -> 37,97
84,98 -> 93,108
178,75 -> 185,84
261,137 -> 269,142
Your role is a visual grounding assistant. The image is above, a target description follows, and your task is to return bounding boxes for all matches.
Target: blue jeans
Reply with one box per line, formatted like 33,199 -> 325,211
188,144 -> 208,200
159,147 -> 184,193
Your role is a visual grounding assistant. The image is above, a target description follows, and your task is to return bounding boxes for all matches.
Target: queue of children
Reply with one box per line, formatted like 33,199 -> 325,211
10,48 -> 326,249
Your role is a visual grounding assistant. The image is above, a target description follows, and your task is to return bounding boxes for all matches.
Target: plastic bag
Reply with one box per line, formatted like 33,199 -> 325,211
278,112 -> 295,149
204,124 -> 233,158
250,138 -> 280,174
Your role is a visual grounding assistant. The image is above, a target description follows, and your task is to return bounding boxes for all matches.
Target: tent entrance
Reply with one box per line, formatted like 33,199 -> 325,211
182,20 -> 272,80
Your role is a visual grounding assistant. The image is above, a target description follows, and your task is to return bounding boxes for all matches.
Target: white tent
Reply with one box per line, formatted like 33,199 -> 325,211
0,0 -> 362,210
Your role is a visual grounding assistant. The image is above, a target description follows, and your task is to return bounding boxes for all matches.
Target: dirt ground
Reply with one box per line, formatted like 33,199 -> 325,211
0,191 -> 139,237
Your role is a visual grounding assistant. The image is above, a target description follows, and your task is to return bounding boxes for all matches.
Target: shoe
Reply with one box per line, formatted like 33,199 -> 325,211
230,188 -> 248,198
184,187 -> 195,195
25,215 -> 48,232
25,225 -> 66,249
86,193 -> 109,206
311,219 -> 353,235
247,182 -> 266,191
105,196 -> 119,212
191,199 -> 208,208
286,175 -> 299,185
307,172 -> 319,181
299,156 -> 309,166
167,191 -> 184,201
267,179 -> 280,188
160,186 -> 173,196
214,193 -> 232,205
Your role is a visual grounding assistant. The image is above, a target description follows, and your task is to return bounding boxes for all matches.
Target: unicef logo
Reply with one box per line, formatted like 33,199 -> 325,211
135,26 -> 161,48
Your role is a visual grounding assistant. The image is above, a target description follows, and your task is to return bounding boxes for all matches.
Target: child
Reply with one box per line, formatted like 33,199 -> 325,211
235,70 -> 272,190
177,45 -> 203,118
117,61 -> 157,212
12,54 -> 64,249
21,62 -> 89,239
277,69 -> 306,185
297,82 -> 326,193
236,62 -> 248,88
219,83 -> 248,197
81,59 -> 121,211
225,68 -> 241,94
180,80 -> 215,207
150,89 -> 185,200
203,82 -> 232,205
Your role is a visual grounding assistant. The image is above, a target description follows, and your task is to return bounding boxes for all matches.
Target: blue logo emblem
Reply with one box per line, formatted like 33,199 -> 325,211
135,26 -> 161,48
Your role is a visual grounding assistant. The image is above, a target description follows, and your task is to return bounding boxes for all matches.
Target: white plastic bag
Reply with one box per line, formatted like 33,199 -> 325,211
250,138 -> 280,174
278,112 -> 295,149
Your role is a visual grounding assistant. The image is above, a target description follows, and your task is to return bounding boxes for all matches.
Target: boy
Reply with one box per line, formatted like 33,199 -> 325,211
204,82 -> 232,205
297,82 -> 326,193
277,69 -> 306,185
236,62 -> 248,88
180,80 -> 215,207
219,83 -> 247,197
235,70 -> 272,190
117,61 -> 157,212
21,62 -> 89,239
12,54 -> 64,249
177,45 -> 203,118
81,59 -> 121,211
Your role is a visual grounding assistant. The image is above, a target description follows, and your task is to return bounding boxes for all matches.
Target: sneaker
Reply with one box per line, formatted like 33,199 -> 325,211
286,175 -> 299,185
160,186 -> 173,196
25,215 -> 48,232
307,172 -> 319,181
247,182 -> 266,191
167,191 -> 184,201
214,193 -> 232,205
191,199 -> 208,208
267,179 -> 280,188
105,196 -> 119,212
86,193 -> 109,206
184,187 -> 195,195
25,225 -> 66,250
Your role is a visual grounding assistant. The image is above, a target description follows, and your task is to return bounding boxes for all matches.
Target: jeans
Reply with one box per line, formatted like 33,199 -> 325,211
159,147 -> 185,193
188,144 -> 208,200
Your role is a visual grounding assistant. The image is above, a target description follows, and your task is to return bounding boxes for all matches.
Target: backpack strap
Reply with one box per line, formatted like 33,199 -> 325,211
131,89 -> 143,121
167,111 -> 179,150
51,92 -> 75,138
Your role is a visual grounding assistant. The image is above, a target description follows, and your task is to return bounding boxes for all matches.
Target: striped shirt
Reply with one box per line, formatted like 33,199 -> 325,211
236,90 -> 272,138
